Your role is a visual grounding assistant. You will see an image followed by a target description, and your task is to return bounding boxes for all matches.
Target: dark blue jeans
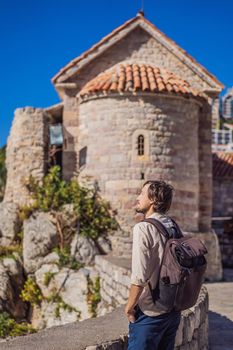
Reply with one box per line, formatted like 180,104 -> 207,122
127,305 -> 181,350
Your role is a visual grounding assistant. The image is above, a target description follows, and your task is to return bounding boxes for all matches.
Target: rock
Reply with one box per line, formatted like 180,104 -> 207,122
42,252 -> 60,265
32,266 -> 97,328
0,202 -> 20,246
35,263 -> 60,298
70,234 -> 99,265
97,236 -> 112,254
0,257 -> 27,320
23,212 -> 58,274
31,300 -> 79,330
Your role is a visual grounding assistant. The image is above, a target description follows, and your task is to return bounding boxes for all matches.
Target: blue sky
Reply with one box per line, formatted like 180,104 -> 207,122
1,0 -> 232,147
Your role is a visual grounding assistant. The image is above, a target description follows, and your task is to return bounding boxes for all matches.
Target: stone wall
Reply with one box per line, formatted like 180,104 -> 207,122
62,95 -> 79,181
212,218 -> 233,267
213,178 -> 233,217
4,107 -> 49,206
77,94 -> 200,236
198,103 -> 213,232
95,255 -> 209,350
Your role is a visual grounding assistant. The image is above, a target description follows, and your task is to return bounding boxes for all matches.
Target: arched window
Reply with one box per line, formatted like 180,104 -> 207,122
137,135 -> 144,156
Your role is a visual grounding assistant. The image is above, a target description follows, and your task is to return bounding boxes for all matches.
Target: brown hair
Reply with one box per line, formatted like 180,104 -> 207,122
143,180 -> 174,214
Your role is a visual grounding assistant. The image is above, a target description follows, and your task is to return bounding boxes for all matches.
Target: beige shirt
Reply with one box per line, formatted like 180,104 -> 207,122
131,212 -> 174,316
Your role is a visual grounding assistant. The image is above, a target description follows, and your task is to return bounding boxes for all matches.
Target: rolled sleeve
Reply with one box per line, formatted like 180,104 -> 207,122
130,223 -> 154,287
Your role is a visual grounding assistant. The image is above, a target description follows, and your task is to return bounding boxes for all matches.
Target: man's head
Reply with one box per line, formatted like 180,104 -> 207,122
135,180 -> 174,216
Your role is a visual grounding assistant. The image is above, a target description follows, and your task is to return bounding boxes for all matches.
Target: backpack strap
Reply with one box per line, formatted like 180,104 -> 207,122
142,217 -> 181,304
143,218 -> 171,240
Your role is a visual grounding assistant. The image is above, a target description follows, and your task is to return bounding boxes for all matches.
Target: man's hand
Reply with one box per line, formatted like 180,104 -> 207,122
125,284 -> 144,323
124,306 -> 136,323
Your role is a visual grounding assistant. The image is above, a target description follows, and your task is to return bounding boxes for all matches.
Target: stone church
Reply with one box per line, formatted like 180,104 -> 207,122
4,13 -> 224,279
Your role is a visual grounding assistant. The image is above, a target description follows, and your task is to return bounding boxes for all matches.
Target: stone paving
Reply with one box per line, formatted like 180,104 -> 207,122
204,269 -> 233,350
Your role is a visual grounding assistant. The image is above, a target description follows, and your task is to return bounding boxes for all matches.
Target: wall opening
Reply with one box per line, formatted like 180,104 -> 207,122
137,134 -> 144,156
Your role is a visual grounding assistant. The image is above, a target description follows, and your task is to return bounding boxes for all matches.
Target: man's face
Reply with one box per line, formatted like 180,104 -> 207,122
135,183 -> 154,214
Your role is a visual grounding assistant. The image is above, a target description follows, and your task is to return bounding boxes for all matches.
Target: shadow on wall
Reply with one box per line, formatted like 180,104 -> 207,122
62,127 -> 78,180
208,311 -> 233,349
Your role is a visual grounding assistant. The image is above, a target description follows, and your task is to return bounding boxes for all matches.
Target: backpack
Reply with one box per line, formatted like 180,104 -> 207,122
143,217 -> 208,312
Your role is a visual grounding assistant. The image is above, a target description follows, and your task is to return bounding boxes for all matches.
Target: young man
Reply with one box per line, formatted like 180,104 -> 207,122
125,180 -> 181,350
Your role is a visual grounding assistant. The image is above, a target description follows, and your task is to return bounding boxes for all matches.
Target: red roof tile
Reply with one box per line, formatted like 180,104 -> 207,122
79,63 -> 206,100
213,152 -> 233,178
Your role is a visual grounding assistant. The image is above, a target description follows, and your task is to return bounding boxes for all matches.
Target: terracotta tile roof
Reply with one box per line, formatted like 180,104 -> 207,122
52,14 -> 224,90
213,152 -> 233,178
79,63 -> 206,100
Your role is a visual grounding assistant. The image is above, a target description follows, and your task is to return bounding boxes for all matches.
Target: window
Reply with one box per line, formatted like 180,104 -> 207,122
137,135 -> 144,156
49,124 -> 63,145
79,146 -> 87,167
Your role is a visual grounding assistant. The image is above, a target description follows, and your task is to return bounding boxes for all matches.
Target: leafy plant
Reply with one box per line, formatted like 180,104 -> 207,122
43,271 -> 57,287
0,244 -> 22,261
52,246 -> 85,270
53,295 -> 81,320
86,276 -> 101,318
20,277 -> 43,306
0,311 -> 36,338
22,166 -> 118,244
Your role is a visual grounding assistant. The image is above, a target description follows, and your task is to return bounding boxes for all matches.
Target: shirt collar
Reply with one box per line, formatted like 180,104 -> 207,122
146,212 -> 164,220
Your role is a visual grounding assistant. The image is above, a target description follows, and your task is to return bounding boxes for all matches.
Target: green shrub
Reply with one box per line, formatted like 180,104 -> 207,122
20,277 -> 43,306
0,311 -> 36,338
22,166 -> 118,243
86,276 -> 101,318
52,246 -> 85,270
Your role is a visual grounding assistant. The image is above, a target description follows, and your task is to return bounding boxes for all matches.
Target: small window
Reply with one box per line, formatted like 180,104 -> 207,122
138,135 -> 144,156
49,124 -> 63,145
79,146 -> 87,167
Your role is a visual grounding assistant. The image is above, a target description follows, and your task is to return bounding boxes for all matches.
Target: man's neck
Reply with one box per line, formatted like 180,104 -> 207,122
145,209 -> 157,218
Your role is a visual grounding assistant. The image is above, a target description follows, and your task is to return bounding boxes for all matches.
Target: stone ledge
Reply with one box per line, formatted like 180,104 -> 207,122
0,306 -> 129,350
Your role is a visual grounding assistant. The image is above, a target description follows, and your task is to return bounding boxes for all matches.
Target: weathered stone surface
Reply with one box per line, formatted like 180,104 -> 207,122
23,212 -> 58,274
77,95 -> 201,239
4,107 -> 49,206
35,263 -> 60,298
33,265 -> 99,328
213,178 -> 233,217
30,299 -> 79,330
95,255 -> 131,314
0,286 -> 209,350
0,257 -> 27,319
0,202 -> 20,246
97,236 -> 112,254
70,234 -> 100,265
42,251 -> 60,265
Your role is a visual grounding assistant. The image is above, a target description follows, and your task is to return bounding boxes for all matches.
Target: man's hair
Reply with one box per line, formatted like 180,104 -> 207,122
143,180 -> 174,214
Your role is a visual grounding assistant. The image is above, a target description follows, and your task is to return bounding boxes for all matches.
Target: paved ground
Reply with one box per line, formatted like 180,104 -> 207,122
204,269 -> 233,350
